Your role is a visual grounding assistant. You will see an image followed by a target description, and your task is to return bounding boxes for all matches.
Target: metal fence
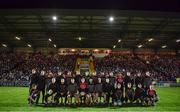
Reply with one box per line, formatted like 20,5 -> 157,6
0,81 -> 29,87
0,81 -> 180,87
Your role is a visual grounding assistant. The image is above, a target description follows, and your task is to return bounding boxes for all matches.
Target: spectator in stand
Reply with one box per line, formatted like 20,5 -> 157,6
0,52 -> 180,86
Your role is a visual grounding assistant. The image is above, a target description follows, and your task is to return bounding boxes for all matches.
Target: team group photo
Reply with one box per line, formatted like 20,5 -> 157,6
28,68 -> 158,107
0,0 -> 180,112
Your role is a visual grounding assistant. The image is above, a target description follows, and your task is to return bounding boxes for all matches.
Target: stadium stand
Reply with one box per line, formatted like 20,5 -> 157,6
0,52 -> 179,87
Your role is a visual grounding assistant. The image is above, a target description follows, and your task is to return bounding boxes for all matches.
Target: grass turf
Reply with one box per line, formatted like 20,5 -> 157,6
0,87 -> 180,111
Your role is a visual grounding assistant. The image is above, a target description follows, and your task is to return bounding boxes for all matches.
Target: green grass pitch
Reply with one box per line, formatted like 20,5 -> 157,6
0,87 -> 180,111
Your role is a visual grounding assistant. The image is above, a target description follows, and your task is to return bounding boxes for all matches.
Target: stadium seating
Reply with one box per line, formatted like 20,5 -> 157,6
95,53 -> 180,82
0,52 -> 179,86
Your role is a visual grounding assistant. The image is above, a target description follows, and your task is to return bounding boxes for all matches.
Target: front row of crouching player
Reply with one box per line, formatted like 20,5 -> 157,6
28,70 -> 159,107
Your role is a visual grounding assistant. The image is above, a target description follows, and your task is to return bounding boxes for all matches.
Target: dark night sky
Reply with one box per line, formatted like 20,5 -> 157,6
0,0 -> 180,12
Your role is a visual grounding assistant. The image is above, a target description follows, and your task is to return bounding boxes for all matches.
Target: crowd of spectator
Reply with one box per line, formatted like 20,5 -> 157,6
0,52 -> 77,83
0,52 -> 179,85
95,53 -> 180,82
